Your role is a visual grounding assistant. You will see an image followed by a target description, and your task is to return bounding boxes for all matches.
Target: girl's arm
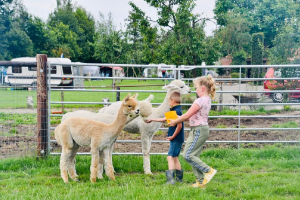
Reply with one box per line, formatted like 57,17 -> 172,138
146,117 -> 166,123
168,103 -> 200,127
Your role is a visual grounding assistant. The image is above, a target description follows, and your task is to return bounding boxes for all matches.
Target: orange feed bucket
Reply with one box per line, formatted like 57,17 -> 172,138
165,111 -> 178,123
52,111 -> 63,114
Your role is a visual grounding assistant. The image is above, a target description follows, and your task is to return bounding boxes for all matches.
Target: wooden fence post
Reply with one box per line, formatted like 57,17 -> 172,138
37,54 -> 48,157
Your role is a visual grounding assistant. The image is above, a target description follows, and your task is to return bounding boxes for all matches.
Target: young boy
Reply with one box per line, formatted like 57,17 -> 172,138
146,92 -> 184,185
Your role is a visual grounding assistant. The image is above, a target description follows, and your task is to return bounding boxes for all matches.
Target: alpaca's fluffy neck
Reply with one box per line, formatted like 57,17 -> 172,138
154,89 -> 178,118
109,104 -> 128,136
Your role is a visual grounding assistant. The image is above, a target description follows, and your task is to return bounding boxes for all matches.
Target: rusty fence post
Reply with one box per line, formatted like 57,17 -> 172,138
37,54 -> 48,157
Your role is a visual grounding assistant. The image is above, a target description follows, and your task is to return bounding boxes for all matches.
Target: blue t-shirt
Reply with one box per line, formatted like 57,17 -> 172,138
167,105 -> 184,143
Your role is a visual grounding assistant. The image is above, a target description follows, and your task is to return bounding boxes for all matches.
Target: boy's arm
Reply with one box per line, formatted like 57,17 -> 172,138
167,123 -> 182,141
146,117 -> 166,123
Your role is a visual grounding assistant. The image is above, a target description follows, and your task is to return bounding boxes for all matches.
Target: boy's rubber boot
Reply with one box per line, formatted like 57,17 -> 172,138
165,170 -> 176,185
175,169 -> 183,182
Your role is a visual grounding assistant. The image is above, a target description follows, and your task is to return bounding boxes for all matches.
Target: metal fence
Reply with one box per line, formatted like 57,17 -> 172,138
1,56 -> 300,158
48,62 -> 300,156
0,58 -> 46,158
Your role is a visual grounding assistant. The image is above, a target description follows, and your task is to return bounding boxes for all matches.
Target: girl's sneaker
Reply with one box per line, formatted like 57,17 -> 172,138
191,180 -> 206,188
202,167 -> 217,185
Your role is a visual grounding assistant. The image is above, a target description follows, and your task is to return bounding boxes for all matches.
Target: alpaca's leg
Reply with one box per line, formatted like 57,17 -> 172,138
103,147 -> 115,180
141,133 -> 153,174
109,142 -> 116,173
59,127 -> 74,182
68,143 -> 80,181
60,148 -> 69,183
90,148 -> 100,183
97,150 -> 104,179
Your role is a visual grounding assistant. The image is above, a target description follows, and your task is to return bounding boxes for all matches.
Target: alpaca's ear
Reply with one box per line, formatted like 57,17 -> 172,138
162,83 -> 176,90
123,94 -> 131,102
132,93 -> 138,99
145,94 -> 154,102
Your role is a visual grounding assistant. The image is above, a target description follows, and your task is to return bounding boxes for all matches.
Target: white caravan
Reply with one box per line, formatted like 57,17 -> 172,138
5,57 -> 74,87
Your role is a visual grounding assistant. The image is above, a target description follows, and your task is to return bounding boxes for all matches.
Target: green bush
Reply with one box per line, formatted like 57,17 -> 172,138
181,94 -> 196,110
284,105 -> 291,111
231,73 -> 245,78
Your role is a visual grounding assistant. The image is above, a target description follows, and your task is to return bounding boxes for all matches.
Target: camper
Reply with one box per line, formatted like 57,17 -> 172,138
5,57 -> 74,88
143,65 -> 174,78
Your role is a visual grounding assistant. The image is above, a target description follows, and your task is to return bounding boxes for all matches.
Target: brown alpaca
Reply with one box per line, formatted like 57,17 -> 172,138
55,94 -> 139,183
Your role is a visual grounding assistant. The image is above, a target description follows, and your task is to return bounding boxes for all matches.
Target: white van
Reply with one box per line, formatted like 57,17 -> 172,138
5,57 -> 74,88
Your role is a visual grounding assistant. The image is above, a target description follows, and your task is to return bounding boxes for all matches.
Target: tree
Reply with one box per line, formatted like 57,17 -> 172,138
127,2 -> 160,64
0,0 -> 34,60
251,32 -> 264,84
215,14 -> 251,62
48,0 -> 96,61
74,7 -> 96,62
50,22 -> 81,58
214,0 -> 299,48
94,12 -> 129,64
127,0 -> 220,77
0,0 -> 13,59
269,22 -> 300,64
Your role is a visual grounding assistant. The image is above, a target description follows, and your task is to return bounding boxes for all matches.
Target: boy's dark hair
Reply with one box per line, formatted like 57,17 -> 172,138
169,92 -> 181,103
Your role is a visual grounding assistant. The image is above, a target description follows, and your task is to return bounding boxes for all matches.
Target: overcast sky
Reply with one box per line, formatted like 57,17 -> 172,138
22,0 -> 217,35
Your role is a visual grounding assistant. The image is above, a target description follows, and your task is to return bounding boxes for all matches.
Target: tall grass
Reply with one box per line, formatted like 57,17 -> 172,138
1,145 -> 299,199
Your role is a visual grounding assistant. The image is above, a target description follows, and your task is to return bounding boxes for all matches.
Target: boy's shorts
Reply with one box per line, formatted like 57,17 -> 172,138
168,141 -> 183,157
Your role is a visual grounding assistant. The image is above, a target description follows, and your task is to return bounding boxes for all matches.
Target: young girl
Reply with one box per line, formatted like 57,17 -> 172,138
168,74 -> 217,188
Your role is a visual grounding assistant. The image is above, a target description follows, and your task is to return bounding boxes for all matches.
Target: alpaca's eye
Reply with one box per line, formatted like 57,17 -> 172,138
180,86 -> 184,88
127,105 -> 132,108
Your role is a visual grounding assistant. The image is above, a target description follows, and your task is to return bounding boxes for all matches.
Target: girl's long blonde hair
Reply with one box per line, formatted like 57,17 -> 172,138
193,74 -> 216,99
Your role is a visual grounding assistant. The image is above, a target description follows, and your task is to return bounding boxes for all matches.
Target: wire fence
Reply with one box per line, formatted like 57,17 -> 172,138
1,56 -> 300,158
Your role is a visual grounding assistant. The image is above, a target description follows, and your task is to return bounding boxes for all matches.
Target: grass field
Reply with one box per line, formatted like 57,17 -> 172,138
1,145 -> 299,200
0,80 -> 174,109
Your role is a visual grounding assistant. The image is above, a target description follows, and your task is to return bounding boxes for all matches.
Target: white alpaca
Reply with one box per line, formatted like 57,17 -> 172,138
55,94 -> 139,183
99,80 -> 191,174
62,94 -> 153,123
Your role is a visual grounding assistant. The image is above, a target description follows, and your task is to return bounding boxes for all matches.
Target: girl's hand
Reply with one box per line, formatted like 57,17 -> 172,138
166,136 -> 173,141
168,119 -> 176,127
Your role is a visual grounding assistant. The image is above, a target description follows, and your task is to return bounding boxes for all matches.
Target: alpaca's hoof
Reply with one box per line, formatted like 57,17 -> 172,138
97,175 -> 103,179
90,178 -> 97,183
145,171 -> 153,175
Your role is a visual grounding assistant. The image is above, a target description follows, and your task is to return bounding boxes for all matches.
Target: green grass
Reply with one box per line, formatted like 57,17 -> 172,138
1,145 -> 300,199
0,80 -> 173,109
272,121 -> 299,128
0,113 -> 36,125
209,107 -> 281,117
216,124 -> 227,128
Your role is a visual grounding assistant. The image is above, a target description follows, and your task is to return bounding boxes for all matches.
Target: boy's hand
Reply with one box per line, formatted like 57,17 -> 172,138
166,136 -> 173,141
145,119 -> 152,123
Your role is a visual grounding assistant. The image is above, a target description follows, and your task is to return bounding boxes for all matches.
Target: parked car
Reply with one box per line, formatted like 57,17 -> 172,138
263,67 -> 300,103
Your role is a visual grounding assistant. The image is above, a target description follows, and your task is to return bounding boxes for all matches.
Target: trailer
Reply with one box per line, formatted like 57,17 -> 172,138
4,57 -> 74,88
